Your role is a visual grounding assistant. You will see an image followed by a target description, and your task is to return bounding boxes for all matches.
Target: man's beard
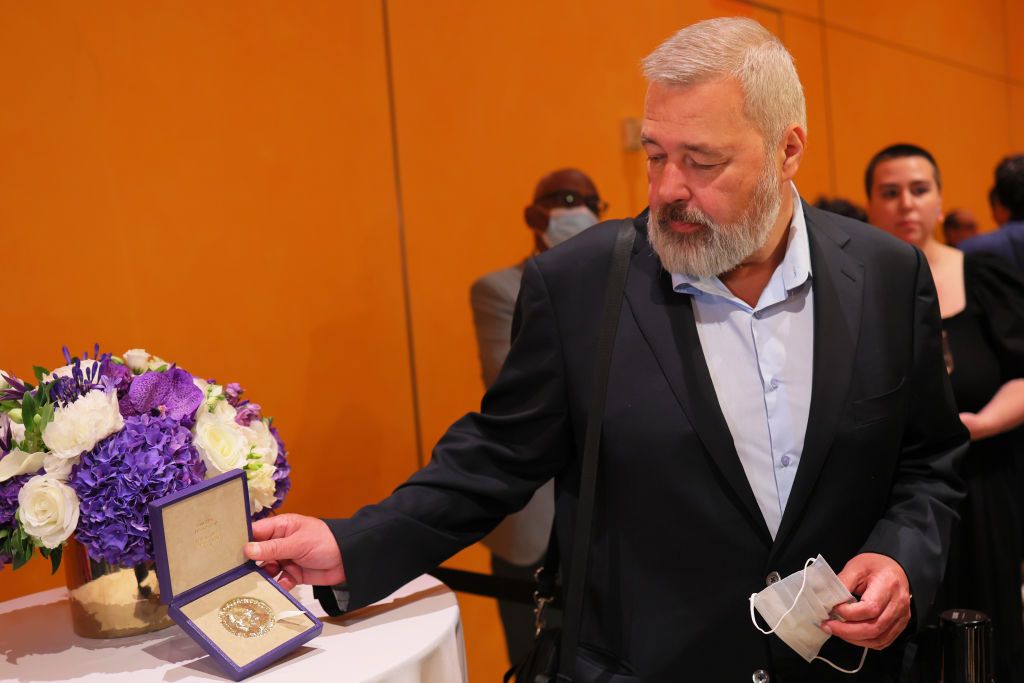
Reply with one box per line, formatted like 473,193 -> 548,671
647,161 -> 783,279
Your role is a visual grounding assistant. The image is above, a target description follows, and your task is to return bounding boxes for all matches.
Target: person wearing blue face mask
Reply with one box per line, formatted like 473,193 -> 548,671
468,167 -> 603,666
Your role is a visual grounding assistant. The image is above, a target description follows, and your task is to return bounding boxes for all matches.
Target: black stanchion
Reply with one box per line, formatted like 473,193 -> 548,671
939,608 -> 994,683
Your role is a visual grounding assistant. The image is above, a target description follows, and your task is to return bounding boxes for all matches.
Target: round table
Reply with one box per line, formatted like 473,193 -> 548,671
0,575 -> 466,683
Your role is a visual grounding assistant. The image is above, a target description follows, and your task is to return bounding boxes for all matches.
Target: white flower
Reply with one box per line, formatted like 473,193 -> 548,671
193,378 -> 225,412
241,419 -> 278,466
43,453 -> 79,481
45,359 -> 99,383
246,463 -> 277,514
122,348 -> 151,373
0,449 -> 45,482
193,409 -> 249,476
9,420 -> 25,445
0,370 -> 9,391
18,474 -> 80,548
147,355 -> 169,371
42,390 -> 124,460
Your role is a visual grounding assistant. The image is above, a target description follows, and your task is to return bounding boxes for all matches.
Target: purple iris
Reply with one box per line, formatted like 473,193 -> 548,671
119,369 -> 204,421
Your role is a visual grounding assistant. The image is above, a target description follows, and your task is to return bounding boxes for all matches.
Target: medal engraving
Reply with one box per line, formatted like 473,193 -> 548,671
219,597 -> 275,638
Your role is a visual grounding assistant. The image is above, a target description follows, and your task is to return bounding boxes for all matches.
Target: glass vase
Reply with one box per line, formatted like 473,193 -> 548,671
63,537 -> 174,638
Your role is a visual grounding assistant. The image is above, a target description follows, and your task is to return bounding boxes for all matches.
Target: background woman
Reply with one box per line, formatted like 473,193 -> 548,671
866,143 -> 1024,682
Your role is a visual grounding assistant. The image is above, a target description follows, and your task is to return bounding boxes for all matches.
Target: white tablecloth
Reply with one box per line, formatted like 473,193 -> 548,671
0,575 -> 467,683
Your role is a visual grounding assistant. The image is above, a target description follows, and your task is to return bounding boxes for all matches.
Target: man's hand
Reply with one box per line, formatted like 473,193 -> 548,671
244,514 -> 345,590
822,552 -> 911,650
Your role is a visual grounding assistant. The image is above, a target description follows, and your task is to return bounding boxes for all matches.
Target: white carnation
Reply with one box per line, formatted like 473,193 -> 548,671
193,409 -> 249,476
18,474 -> 80,548
241,419 -> 278,465
42,390 -> 124,460
246,463 -> 277,514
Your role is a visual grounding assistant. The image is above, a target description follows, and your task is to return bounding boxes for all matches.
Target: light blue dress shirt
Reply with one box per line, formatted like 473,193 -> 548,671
670,185 -> 813,539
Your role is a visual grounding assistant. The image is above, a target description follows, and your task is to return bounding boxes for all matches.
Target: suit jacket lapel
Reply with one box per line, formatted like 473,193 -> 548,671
624,223 -> 772,543
771,206 -> 864,553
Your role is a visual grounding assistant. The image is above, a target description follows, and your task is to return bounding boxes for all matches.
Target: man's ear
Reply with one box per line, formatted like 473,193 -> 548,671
780,124 -> 806,181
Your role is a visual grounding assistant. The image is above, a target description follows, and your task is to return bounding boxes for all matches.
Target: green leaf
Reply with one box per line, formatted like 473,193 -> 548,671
153,364 -> 169,372
0,527 -> 9,542
47,546 -> 62,574
22,392 -> 36,427
32,366 -> 50,383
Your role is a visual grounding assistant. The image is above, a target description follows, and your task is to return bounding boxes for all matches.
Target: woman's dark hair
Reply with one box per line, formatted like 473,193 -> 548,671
864,143 -> 942,198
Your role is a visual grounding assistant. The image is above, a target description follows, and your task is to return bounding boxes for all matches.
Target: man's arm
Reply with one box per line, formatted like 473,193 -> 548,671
249,258 -> 573,613
827,248 -> 968,648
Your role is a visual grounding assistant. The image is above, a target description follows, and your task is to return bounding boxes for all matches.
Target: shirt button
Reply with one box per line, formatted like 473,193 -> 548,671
766,571 -> 781,586
769,379 -> 779,390
780,455 -> 791,467
752,669 -> 770,683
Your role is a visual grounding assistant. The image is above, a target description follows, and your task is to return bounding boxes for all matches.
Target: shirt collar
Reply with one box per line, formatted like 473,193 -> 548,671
670,182 -> 812,297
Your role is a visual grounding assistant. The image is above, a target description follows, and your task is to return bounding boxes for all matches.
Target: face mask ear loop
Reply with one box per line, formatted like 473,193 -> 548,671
749,556 -> 816,635
814,646 -> 868,675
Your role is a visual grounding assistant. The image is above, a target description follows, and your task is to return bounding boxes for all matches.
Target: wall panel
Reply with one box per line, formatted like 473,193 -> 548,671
0,1 -> 416,601
826,28 -> 1011,229
823,0 -> 1008,77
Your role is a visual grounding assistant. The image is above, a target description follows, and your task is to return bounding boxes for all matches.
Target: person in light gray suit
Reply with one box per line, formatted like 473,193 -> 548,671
469,167 -> 603,665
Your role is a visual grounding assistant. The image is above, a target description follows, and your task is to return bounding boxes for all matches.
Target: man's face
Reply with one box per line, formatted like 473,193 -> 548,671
641,80 -> 783,278
866,157 -> 942,248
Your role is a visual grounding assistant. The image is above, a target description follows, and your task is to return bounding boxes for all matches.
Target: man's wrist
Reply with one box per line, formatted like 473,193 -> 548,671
313,582 -> 350,617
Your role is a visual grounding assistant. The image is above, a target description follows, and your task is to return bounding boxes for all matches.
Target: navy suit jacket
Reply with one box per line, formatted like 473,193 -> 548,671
959,220 -> 1024,270
321,205 -> 967,682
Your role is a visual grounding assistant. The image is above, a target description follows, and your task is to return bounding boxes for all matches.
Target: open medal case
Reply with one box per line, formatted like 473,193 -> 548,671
149,469 -> 323,680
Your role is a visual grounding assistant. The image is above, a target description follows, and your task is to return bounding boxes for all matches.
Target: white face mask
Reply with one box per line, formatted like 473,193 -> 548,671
749,555 -> 867,674
542,206 -> 598,248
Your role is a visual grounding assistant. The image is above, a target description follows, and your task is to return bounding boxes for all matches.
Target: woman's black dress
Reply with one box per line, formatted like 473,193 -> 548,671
934,253 -> 1024,682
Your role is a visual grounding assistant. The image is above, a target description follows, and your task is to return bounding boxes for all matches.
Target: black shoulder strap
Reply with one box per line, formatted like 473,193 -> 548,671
556,219 -> 636,680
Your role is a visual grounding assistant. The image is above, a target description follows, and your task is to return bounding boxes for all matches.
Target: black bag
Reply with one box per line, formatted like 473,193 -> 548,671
504,220 -> 636,683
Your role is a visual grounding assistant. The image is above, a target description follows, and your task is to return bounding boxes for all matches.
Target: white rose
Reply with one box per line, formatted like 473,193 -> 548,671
193,378 -> 225,412
122,348 -> 151,373
18,474 -> 80,548
193,410 -> 249,476
45,359 -> 99,383
42,390 -> 124,460
242,419 -> 278,465
246,463 -> 277,514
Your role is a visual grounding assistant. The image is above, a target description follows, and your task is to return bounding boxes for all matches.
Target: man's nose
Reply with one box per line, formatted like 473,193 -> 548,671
654,160 -> 693,204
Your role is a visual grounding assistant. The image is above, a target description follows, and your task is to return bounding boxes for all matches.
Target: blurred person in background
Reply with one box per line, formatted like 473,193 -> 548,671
469,168 -> 604,665
812,195 -> 868,223
961,154 -> 1024,268
942,208 -> 978,248
866,143 -> 1024,682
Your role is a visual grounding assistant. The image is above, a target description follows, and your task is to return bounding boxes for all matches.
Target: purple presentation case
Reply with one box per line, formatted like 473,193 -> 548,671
149,469 -> 323,681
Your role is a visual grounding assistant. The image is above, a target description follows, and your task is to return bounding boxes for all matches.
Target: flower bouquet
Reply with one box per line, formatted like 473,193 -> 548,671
0,346 -> 291,636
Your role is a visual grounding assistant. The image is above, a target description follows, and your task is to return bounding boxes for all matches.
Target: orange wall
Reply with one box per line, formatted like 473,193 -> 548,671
1,2 -> 1021,681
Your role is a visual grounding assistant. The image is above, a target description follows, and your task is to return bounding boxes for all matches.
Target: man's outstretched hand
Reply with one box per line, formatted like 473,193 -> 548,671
244,514 -> 345,590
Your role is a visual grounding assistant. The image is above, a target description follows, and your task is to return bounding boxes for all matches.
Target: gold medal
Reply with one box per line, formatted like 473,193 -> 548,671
219,597 -> 275,638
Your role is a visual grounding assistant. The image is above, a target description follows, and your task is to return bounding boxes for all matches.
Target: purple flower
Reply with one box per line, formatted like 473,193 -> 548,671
100,360 -> 133,396
224,383 -> 245,407
234,402 -> 262,427
69,414 -> 207,566
254,425 -> 290,520
0,449 -> 37,526
119,369 -> 204,421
